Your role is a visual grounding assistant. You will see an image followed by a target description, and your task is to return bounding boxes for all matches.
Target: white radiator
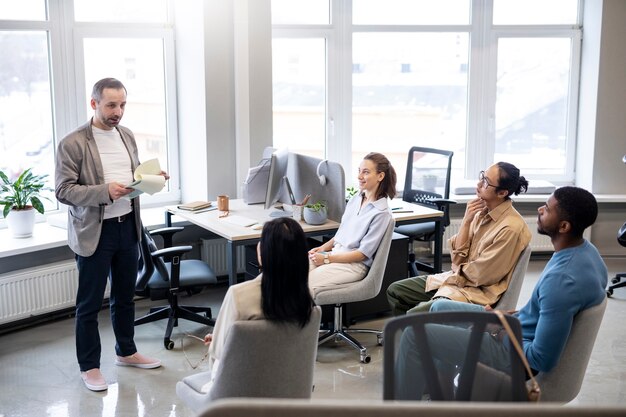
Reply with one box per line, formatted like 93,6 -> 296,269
201,239 -> 247,276
441,216 -> 590,254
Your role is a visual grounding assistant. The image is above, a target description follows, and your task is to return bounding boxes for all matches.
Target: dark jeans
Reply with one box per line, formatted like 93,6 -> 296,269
75,215 -> 138,372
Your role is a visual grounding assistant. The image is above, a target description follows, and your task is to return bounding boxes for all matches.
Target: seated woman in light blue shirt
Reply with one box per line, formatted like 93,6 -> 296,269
308,152 -> 396,297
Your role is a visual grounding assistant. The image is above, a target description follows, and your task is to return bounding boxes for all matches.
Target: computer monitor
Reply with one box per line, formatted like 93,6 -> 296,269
264,148 -> 295,214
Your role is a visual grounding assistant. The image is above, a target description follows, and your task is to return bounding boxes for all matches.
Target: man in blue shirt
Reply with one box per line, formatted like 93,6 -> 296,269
394,186 -> 608,399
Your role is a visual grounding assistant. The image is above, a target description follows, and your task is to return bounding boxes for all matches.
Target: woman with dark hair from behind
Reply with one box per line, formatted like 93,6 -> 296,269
199,217 -> 314,393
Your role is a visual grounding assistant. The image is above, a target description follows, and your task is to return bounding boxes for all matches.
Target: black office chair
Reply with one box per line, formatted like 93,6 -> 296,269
383,311 -> 528,401
135,225 -> 218,349
394,146 -> 456,276
606,222 -> 626,297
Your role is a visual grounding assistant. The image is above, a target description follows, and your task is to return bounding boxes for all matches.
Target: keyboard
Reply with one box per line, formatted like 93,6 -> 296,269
220,215 -> 258,227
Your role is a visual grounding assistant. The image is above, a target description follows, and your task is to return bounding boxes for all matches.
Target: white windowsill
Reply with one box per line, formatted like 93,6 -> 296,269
0,207 -> 176,259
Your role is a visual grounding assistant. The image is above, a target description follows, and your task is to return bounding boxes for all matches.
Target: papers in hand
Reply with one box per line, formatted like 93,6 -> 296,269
125,158 -> 166,199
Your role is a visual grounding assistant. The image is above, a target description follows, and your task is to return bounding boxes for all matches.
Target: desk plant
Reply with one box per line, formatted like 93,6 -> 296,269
304,200 -> 328,225
0,168 -> 49,238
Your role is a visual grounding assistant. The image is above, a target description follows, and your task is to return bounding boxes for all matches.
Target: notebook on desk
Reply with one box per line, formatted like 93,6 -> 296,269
219,215 -> 258,227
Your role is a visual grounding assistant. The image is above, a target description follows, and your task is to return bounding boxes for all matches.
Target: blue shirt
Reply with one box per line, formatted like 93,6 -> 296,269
332,194 -> 392,267
516,240 -> 607,372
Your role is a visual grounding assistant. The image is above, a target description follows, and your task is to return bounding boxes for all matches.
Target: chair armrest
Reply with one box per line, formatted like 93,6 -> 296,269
151,245 -> 193,259
150,226 -> 185,248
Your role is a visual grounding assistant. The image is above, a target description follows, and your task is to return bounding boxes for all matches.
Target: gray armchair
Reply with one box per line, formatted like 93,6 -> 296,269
176,306 -> 322,413
493,245 -> 531,311
535,297 -> 607,403
315,218 -> 396,363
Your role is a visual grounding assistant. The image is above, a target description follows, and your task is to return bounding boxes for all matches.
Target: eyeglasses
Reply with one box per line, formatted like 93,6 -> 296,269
479,171 -> 498,189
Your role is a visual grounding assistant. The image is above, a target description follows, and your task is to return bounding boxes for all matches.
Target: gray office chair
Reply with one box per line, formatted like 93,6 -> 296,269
493,245 -> 532,311
315,218 -> 395,363
134,226 -> 218,350
176,306 -> 322,413
535,297 -> 607,403
394,146 -> 455,276
383,311 -> 528,401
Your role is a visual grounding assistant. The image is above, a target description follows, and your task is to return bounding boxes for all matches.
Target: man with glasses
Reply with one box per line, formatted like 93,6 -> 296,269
387,162 -> 532,314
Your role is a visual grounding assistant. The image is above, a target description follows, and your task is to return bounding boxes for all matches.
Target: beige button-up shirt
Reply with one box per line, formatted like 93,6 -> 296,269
425,199 -> 531,306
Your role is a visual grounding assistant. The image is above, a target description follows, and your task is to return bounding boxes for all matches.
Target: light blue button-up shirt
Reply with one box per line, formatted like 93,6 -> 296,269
333,194 -> 392,267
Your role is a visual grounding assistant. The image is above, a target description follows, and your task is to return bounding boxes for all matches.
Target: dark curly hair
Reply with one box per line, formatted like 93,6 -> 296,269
553,186 -> 598,238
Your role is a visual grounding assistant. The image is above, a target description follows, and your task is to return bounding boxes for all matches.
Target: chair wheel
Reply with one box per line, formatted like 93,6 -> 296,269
361,354 -> 371,364
165,339 -> 175,350
607,289 -> 613,297
612,277 -> 621,284
377,334 -> 384,346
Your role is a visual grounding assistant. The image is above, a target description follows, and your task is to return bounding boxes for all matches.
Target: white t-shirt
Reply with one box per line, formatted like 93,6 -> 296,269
92,125 -> 133,218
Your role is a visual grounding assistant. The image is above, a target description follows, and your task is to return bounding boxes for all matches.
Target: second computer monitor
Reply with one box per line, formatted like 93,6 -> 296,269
264,147 -> 291,210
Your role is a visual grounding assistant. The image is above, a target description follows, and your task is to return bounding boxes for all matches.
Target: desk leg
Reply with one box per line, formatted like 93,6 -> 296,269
227,240 -> 237,286
434,220 -> 443,273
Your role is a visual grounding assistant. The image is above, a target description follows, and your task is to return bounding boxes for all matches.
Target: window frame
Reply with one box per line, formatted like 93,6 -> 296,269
0,0 -> 180,230
271,0 -> 583,185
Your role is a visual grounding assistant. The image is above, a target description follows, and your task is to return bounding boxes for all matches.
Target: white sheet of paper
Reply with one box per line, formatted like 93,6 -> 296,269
125,158 -> 166,199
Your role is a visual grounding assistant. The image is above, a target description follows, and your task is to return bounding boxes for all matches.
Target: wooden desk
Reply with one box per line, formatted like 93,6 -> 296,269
166,199 -> 443,285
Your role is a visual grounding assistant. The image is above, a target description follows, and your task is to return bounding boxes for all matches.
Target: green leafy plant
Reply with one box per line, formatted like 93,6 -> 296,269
305,200 -> 327,213
346,185 -> 359,200
0,168 -> 50,218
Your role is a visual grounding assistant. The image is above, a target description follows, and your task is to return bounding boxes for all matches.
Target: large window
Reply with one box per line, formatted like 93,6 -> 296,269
0,0 -> 178,228
272,0 -> 581,188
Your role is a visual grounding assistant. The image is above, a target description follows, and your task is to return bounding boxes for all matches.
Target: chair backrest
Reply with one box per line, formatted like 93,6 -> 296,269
535,297 -> 607,403
197,398 -> 626,417
383,311 -> 528,402
402,147 -> 453,226
493,245 -> 532,311
618,221 -> 626,247
135,226 -> 172,292
208,306 -> 322,401
313,218 -> 396,306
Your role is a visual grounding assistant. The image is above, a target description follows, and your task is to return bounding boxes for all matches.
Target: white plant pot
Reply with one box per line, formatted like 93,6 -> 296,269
303,207 -> 328,225
7,208 -> 36,238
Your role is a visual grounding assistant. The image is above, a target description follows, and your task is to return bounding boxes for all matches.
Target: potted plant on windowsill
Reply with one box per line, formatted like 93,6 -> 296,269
303,200 -> 328,225
0,168 -> 49,238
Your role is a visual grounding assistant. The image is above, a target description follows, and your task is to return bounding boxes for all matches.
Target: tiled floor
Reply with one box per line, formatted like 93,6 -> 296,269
1,257 -> 625,416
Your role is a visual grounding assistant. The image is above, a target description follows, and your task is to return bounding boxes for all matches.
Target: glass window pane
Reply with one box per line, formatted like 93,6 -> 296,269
0,31 -> 56,210
493,0 -> 579,25
353,0 -> 470,25
271,0 -> 330,25
83,38 -> 169,183
352,32 -> 468,189
74,0 -> 167,23
272,38 -> 326,159
0,0 -> 46,21
494,38 -> 572,176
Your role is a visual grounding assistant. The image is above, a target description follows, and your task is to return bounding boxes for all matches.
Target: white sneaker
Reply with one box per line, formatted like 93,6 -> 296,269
115,352 -> 161,369
81,368 -> 108,391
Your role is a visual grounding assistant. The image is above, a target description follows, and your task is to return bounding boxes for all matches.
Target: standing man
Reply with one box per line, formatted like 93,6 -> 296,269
395,186 -> 608,399
55,78 -> 167,392
387,162 -> 532,314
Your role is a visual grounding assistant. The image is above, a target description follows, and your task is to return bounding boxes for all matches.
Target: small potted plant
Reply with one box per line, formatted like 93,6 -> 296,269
346,185 -> 359,202
303,200 -> 328,225
0,168 -> 50,238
